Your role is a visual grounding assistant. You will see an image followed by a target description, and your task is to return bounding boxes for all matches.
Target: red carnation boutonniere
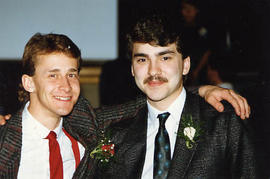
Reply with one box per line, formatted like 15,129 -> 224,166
101,144 -> 115,156
90,131 -> 115,164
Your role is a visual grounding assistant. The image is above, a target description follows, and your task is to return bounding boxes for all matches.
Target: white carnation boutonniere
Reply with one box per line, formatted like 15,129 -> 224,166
178,114 -> 203,149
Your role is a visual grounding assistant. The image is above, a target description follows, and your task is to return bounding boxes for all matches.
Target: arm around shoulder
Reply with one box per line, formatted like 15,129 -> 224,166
65,95 -> 98,138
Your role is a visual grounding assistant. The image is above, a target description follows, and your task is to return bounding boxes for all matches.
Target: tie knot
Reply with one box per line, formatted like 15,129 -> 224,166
46,131 -> 57,140
157,112 -> 170,126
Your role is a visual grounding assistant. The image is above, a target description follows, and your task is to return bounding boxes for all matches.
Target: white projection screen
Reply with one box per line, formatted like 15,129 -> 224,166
0,0 -> 117,61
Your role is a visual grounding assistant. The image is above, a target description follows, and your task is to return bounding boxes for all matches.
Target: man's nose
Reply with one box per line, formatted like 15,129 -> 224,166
59,77 -> 71,92
148,60 -> 161,76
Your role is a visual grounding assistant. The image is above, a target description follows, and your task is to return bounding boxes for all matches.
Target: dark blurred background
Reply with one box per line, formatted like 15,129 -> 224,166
101,0 -> 269,105
0,0 -> 269,112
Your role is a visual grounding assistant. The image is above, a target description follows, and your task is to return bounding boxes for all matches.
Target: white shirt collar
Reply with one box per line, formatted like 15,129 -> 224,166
22,101 -> 63,139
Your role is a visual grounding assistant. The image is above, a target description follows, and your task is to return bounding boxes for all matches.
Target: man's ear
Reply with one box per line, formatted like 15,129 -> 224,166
22,74 -> 35,93
131,65 -> 135,77
182,56 -> 191,75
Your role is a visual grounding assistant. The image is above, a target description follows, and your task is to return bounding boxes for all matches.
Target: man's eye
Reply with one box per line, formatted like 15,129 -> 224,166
162,56 -> 170,61
49,74 -> 56,78
68,74 -> 77,78
137,58 -> 146,63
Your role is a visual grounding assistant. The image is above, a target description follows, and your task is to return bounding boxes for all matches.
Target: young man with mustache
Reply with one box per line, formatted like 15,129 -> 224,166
81,13 -> 256,178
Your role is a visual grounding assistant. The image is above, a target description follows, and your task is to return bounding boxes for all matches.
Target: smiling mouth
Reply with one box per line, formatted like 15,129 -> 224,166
147,80 -> 165,86
54,96 -> 71,101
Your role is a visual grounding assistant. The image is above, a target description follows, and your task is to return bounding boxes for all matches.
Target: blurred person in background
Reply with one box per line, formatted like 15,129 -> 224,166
179,0 -> 211,86
207,53 -> 235,90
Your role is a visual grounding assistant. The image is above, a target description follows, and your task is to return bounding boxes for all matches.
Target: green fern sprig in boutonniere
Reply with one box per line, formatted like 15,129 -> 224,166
177,114 -> 203,149
90,130 -> 115,167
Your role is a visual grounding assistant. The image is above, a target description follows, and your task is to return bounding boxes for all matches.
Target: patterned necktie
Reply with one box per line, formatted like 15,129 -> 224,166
46,131 -> 63,179
154,112 -> 171,179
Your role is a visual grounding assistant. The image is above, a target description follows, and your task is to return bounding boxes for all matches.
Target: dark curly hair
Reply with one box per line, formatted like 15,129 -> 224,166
126,12 -> 187,60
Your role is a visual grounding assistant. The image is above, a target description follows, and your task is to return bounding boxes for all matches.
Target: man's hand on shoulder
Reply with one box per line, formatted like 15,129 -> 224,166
0,114 -> 11,125
199,85 -> 250,120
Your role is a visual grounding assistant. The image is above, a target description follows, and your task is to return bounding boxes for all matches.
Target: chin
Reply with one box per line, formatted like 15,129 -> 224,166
54,107 -> 73,116
57,111 -> 72,116
145,89 -> 165,100
147,94 -> 166,102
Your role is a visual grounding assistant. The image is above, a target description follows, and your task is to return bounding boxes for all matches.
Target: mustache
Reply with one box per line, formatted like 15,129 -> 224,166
143,75 -> 168,84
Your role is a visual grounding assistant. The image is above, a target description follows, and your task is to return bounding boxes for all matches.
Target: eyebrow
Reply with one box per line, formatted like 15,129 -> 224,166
48,69 -> 60,73
158,50 -> 176,56
48,68 -> 78,73
69,68 -> 78,72
133,53 -> 148,58
133,50 -> 176,58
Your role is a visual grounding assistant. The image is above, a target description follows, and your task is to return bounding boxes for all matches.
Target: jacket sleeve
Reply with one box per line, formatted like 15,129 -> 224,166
65,95 -> 98,141
226,112 -> 257,178
94,95 -> 146,129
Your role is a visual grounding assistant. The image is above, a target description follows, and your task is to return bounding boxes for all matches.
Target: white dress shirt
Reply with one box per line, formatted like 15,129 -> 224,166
142,88 -> 186,179
18,102 -> 85,179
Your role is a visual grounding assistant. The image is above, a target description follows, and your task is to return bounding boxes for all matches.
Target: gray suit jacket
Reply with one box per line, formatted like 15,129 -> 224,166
90,92 -> 256,178
0,95 -> 98,178
0,95 -> 101,178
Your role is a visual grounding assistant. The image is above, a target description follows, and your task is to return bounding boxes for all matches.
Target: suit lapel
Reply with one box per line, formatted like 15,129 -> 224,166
63,95 -> 100,177
63,120 -> 91,148
168,92 -> 200,178
63,117 -> 99,179
113,105 -> 148,178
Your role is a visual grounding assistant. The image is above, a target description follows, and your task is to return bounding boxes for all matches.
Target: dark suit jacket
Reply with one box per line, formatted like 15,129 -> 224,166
89,92 -> 256,179
72,95 -> 147,179
241,81 -> 270,178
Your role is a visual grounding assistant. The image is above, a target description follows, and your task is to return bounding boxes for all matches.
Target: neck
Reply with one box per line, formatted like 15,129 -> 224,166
28,103 -> 61,130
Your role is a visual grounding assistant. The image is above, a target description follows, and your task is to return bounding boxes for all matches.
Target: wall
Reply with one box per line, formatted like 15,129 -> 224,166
79,66 -> 102,108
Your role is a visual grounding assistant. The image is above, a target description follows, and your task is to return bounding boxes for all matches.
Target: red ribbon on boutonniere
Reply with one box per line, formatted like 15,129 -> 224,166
90,130 -> 115,164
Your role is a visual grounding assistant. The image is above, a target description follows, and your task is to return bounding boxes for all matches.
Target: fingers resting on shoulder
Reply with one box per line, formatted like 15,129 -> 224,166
199,85 -> 250,120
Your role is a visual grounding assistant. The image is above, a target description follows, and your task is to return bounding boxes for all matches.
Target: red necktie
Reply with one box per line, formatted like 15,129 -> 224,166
63,129 -> 81,168
46,131 -> 63,179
